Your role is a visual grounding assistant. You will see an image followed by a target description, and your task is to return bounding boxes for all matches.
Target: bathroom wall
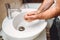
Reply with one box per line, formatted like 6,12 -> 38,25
0,0 -> 22,31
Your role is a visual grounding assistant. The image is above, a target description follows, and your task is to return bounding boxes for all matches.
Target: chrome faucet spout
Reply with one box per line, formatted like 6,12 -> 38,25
5,3 -> 12,19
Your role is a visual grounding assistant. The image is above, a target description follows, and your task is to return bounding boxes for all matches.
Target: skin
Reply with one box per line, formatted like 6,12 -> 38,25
38,0 -> 54,12
24,0 -> 60,22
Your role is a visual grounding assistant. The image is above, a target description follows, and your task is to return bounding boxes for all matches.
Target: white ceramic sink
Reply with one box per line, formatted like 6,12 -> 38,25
21,3 -> 41,9
2,9 -> 47,40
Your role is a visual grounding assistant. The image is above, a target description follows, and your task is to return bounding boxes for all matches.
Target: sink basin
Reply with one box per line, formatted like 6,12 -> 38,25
21,3 -> 41,9
2,9 -> 47,40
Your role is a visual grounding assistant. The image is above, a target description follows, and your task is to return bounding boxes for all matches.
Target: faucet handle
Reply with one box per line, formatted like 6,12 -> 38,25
5,3 -> 11,9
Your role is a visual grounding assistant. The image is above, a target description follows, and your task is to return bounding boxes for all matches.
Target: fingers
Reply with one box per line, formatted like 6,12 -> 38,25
27,13 -> 35,16
24,15 -> 33,22
24,15 -> 33,21
27,11 -> 37,16
24,11 -> 39,22
24,14 -> 38,22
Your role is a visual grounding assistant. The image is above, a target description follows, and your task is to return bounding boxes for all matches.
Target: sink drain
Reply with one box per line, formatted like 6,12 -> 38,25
18,26 -> 25,31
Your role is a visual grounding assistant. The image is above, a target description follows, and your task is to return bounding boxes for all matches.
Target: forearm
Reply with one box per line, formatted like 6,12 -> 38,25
38,7 -> 60,20
37,0 -> 54,13
56,0 -> 60,15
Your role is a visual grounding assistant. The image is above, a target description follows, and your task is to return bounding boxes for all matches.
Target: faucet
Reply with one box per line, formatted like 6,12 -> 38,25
5,3 -> 12,19
5,3 -> 22,19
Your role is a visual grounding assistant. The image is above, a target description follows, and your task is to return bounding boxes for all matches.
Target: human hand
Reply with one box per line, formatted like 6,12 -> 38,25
24,11 -> 39,22
24,8 -> 57,22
